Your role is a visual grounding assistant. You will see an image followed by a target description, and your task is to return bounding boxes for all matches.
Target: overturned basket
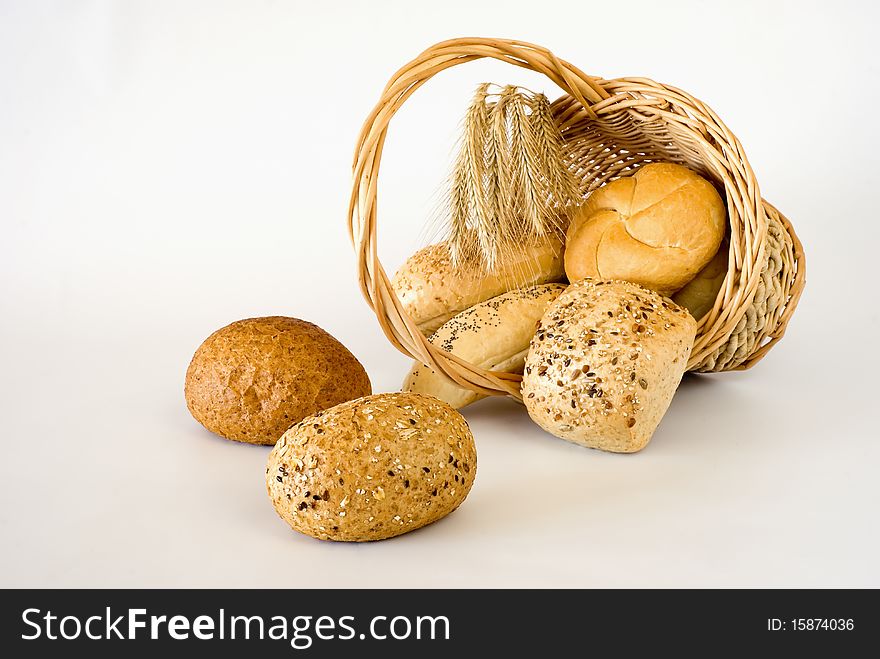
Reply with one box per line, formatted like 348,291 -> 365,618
349,37 -> 805,401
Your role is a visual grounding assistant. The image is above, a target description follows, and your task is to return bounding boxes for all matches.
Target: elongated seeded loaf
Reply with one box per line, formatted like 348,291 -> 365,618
403,284 -> 566,408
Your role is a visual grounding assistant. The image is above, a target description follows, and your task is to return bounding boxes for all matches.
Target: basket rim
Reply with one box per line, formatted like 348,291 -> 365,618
349,37 -> 805,399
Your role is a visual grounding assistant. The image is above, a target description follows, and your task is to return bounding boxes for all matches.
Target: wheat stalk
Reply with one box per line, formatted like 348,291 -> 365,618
447,83 -> 576,270
449,87 -> 482,264
530,93 -> 580,222
505,87 -> 547,239
469,84 -> 498,266
481,87 -> 503,256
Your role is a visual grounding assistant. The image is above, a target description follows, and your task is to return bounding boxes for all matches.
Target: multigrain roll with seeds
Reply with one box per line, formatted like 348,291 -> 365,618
266,392 -> 476,542
391,239 -> 565,335
522,279 -> 696,453
403,284 -> 566,408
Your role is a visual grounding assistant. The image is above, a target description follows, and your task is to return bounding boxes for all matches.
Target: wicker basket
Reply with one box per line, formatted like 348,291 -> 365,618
349,37 -> 805,401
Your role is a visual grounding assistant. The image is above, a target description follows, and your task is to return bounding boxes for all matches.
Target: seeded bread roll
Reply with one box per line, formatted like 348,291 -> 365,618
564,163 -> 726,295
522,279 -> 696,453
266,392 -> 477,542
672,239 -> 728,320
403,284 -> 566,408
185,317 -> 371,445
391,239 -> 566,335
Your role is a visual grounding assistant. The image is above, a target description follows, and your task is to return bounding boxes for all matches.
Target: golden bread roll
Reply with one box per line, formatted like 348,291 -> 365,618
564,163 -> 726,295
522,279 -> 696,453
672,239 -> 728,320
185,317 -> 371,445
266,392 -> 476,542
391,239 -> 565,335
403,284 -> 566,408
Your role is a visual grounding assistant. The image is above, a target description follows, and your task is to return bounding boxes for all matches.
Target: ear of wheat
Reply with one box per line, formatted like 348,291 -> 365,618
447,83 -> 578,270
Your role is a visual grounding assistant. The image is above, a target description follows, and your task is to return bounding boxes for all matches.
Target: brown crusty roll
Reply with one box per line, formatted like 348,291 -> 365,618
266,392 -> 477,542
185,317 -> 371,445
672,239 -> 729,320
391,239 -> 566,335
564,163 -> 726,295
522,279 -> 696,453
403,284 -> 566,408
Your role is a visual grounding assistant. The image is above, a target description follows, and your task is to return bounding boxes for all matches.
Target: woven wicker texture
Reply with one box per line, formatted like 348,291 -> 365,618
349,38 -> 805,399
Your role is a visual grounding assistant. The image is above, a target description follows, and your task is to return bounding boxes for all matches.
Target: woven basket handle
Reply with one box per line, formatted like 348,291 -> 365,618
348,38 -> 605,400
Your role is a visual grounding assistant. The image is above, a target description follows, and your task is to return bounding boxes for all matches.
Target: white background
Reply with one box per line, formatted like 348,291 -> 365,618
2,0 -> 878,587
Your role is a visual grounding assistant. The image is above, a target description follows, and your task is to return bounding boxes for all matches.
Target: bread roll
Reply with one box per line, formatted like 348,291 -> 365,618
564,163 -> 726,295
391,239 -> 566,335
266,392 -> 476,542
672,239 -> 728,320
403,284 -> 566,408
185,317 -> 371,445
522,279 -> 696,453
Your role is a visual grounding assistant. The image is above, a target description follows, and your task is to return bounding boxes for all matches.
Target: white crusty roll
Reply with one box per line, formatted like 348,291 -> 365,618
403,284 -> 566,408
564,163 -> 726,295
391,239 -> 566,335
522,279 -> 696,453
672,239 -> 728,320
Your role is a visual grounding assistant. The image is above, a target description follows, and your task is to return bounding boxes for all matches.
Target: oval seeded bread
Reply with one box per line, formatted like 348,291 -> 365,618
403,284 -> 566,408
185,317 -> 371,445
267,392 -> 476,542
522,279 -> 696,453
